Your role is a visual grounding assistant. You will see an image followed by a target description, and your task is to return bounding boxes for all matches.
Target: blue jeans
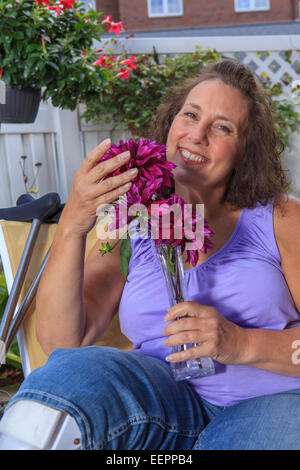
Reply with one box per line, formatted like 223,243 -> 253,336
5,346 -> 300,450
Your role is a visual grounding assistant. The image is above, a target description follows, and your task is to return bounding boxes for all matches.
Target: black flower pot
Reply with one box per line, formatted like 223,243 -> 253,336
0,85 -> 41,123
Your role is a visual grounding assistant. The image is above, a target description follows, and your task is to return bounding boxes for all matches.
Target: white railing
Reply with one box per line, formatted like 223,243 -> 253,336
1,35 -> 300,208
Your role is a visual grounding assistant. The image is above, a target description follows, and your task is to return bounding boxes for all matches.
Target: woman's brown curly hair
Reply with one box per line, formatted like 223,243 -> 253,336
147,59 -> 290,208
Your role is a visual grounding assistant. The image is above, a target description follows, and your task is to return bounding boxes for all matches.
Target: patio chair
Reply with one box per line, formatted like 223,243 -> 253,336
0,193 -> 131,449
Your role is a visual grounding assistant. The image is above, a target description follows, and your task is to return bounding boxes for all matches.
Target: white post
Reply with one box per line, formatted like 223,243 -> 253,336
52,106 -> 84,203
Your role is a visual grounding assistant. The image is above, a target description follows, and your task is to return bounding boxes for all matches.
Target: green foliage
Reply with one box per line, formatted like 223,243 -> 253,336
83,48 -> 300,150
272,99 -> 300,149
0,272 -> 8,318
0,0 -> 110,111
119,237 -> 132,282
82,48 -> 222,137
263,78 -> 300,149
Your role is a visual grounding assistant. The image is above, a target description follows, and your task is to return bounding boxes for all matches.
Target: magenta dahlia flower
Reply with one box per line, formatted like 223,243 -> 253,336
97,138 -> 175,207
97,138 -> 214,271
149,193 -> 214,267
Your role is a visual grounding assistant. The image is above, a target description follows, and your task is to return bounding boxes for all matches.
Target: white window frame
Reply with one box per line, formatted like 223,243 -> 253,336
147,0 -> 184,18
234,0 -> 270,12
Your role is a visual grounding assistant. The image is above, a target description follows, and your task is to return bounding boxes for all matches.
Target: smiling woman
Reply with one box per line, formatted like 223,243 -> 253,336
165,80 -> 249,206
151,60 -> 289,209
2,59 -> 300,451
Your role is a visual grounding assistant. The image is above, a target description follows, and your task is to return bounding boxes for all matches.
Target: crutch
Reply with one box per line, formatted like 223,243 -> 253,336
0,193 -> 81,450
0,192 -> 64,366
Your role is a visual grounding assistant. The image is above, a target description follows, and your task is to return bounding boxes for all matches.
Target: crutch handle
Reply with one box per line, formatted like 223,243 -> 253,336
0,192 -> 63,223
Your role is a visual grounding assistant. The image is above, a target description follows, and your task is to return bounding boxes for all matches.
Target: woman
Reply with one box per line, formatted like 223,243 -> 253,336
4,59 -> 300,450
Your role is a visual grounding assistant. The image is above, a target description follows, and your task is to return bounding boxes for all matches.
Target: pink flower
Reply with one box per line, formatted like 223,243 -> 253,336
121,56 -> 137,70
101,15 -> 123,35
96,139 -> 214,268
47,5 -> 62,17
92,55 -> 107,67
116,68 -> 130,80
60,0 -> 76,9
108,21 -> 123,35
92,55 -> 116,69
102,15 -> 112,25
35,0 -> 50,5
106,56 -> 116,69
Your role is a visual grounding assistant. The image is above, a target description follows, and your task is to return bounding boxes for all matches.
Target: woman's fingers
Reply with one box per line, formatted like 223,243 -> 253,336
88,150 -> 131,183
81,138 -> 112,173
164,302 -> 213,322
96,181 -> 133,207
95,167 -> 138,197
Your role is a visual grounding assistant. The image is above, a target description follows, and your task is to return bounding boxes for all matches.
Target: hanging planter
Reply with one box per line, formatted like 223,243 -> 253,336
0,1 -> 131,126
0,85 -> 41,124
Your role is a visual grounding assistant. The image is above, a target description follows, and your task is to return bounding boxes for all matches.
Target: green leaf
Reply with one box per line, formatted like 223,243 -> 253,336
6,351 -> 22,370
14,31 -> 24,40
99,241 -> 113,255
120,237 -> 132,282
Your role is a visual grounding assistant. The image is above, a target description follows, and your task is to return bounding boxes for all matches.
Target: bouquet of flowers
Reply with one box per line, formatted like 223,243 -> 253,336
96,138 -> 215,381
97,138 -> 214,277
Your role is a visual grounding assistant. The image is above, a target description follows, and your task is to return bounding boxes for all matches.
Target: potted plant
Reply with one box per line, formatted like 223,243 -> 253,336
0,0 -> 124,123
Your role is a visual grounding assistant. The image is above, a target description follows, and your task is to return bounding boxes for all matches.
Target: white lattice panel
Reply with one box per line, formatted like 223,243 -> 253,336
235,50 -> 300,95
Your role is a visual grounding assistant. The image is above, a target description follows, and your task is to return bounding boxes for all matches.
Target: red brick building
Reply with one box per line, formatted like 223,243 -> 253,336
95,0 -> 299,32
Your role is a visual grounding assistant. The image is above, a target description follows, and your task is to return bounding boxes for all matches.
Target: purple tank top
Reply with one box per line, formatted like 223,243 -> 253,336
118,201 -> 300,406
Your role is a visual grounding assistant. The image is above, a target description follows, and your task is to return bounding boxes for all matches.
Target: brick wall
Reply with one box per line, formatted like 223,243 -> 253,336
112,0 -> 297,32
95,0 -> 120,22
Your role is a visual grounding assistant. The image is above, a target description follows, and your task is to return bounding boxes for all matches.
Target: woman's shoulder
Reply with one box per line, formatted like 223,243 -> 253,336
273,194 -> 300,254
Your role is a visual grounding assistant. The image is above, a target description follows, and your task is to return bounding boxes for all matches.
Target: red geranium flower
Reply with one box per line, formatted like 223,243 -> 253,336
116,68 -> 131,80
121,56 -> 137,70
108,21 -> 123,35
60,0 -> 76,9
47,5 -> 62,17
102,15 -> 112,25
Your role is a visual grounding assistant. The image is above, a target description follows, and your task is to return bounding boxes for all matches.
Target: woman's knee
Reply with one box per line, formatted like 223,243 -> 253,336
19,346 -> 127,395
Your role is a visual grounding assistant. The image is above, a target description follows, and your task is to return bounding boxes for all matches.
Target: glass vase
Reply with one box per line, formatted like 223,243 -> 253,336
155,244 -> 215,381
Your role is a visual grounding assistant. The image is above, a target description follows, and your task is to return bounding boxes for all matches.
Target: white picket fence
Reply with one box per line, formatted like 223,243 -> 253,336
1,34 -> 300,208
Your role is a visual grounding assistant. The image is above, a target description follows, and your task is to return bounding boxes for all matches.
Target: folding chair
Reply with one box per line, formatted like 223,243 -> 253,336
0,193 -> 132,449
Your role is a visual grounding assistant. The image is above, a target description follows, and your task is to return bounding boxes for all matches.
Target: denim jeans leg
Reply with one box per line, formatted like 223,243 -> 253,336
193,389 -> 300,450
5,346 -> 209,450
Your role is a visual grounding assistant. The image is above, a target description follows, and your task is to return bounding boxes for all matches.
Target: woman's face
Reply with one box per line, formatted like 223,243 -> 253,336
166,79 -> 249,194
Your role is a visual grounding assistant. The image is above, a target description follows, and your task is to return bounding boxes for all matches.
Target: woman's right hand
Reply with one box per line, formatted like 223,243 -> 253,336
59,138 -> 136,237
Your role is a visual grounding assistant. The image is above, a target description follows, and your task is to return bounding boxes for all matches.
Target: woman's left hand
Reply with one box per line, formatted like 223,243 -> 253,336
163,301 -> 249,365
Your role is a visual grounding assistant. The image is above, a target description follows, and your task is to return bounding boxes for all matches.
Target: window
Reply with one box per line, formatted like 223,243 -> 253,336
234,0 -> 270,12
148,0 -> 183,17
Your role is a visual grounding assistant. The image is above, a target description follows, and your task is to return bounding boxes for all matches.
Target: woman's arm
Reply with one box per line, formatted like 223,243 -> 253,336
36,139 -> 136,356
163,196 -> 300,377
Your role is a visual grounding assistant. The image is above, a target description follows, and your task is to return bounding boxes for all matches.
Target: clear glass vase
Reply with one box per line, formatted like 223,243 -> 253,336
155,244 -> 215,381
